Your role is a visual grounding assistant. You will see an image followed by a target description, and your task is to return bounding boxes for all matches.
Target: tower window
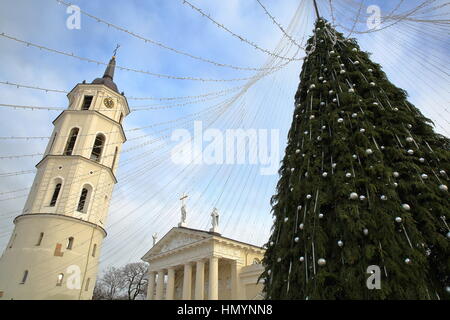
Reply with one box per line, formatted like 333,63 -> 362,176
92,244 -> 97,257
118,113 -> 123,124
66,237 -> 74,250
20,270 -> 29,284
49,183 -> 62,207
48,131 -> 57,154
64,128 -> 79,156
8,233 -> 17,249
77,188 -> 89,212
81,95 -> 93,110
36,232 -> 44,246
90,134 -> 105,162
56,273 -> 64,286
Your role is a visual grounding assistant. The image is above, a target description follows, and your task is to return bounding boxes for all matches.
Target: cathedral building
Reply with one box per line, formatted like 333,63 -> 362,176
0,56 -> 129,300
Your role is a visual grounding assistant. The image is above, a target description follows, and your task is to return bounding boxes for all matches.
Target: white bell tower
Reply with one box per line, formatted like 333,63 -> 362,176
0,56 -> 130,300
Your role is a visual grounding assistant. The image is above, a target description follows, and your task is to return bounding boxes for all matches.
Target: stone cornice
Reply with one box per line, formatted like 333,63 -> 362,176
35,154 -> 118,184
14,213 -> 107,237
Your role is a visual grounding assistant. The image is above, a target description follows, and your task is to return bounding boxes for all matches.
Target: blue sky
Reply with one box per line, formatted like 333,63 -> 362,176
0,0 -> 448,271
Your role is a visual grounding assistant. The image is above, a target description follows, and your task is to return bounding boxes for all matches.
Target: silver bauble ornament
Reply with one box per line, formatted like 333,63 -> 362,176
299,256 -> 305,262
306,194 -> 312,199
329,90 -> 334,95
277,257 -> 282,262
268,269 -> 271,275
352,48 -> 357,52
366,148 -> 373,155
395,217 -> 402,223
368,68 -> 373,72
439,184 -> 448,192
318,258 -> 326,266
330,50 -> 335,54
294,237 -> 300,243
319,77 -> 324,81
332,98 -> 337,102
363,228 -> 369,235
354,61 -> 360,65
296,149 -> 300,154
322,172 -> 328,178
352,154 -> 357,159
381,146 -> 385,150
284,217 -> 289,222
421,174 -> 428,179
419,158 -> 425,163
345,173 -> 352,178
309,84 -> 316,89
394,182 -> 398,187
337,118 -> 344,123
340,69 -> 346,74
318,213 -> 324,219
270,241 -> 274,246
407,124 -> 412,129
310,115 -> 315,119
349,192 -> 358,200
320,102 -> 325,106
337,240 -> 344,247
370,82 -> 376,87
332,163 -> 337,168
323,80 -> 327,83
393,172 -> 400,178
404,258 -> 411,264
393,107 -> 399,111
359,195 -> 366,201
373,102 -> 378,106
380,195 -> 387,201
360,128 -> 366,133
348,88 -> 355,93
439,170 -> 446,176
322,125 -> 326,129
299,223 -> 304,230
290,168 -> 295,172
406,137 -> 413,143
352,113 -> 357,118
340,64 -> 345,67
402,204 -> 411,211
297,205 -> 302,211
407,149 -> 414,155
447,231 -> 450,239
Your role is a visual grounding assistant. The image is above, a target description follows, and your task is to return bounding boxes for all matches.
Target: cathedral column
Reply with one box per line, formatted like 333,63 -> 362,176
155,270 -> 165,300
195,260 -> 205,300
166,267 -> 175,300
231,260 -> 243,299
208,256 -> 219,300
146,271 -> 156,300
182,263 -> 192,299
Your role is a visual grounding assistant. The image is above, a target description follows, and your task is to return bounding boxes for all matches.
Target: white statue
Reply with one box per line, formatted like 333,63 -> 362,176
152,233 -> 158,246
178,193 -> 188,227
210,208 -> 219,233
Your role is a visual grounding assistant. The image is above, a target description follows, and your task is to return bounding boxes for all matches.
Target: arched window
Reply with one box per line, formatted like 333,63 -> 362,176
92,244 -> 97,257
64,128 -> 79,156
36,232 -> 44,246
20,270 -> 29,284
90,134 -> 105,162
66,237 -> 74,250
49,183 -> 62,207
48,131 -> 57,154
81,95 -> 93,110
77,188 -> 89,212
56,273 -> 64,286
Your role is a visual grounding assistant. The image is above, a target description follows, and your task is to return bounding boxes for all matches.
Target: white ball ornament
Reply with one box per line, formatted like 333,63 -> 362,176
348,88 -> 355,93
370,82 -> 376,87
299,256 -> 305,262
330,50 -> 335,54
352,154 -> 357,159
337,118 -> 344,123
406,137 -> 413,143
407,149 -> 414,155
393,107 -> 399,112
407,124 -> 412,129
310,84 -> 316,89
394,182 -> 398,187
439,184 -> 448,192
320,102 -> 325,106
345,173 -> 352,178
323,80 -> 327,84
352,48 -> 358,52
294,237 -> 300,243
284,217 -> 289,222
337,240 -> 344,247
310,115 -> 315,119
447,231 -> 450,239
439,170 -> 446,176
306,194 -> 312,199
318,213 -> 324,219
366,149 -> 373,155
381,146 -> 385,150
332,98 -> 337,102
395,217 -> 402,223
421,174 -> 428,179
419,158 -> 425,163
322,172 -> 328,178
291,168 -> 295,172
277,257 -> 282,262
360,128 -> 366,133
349,192 -> 358,200
393,172 -> 400,178
352,113 -> 357,118
319,77 -> 324,80
332,163 -> 337,168
299,223 -> 304,230
340,64 -> 345,67
380,195 -> 388,201
270,241 -> 274,246
296,149 -> 300,154
404,258 -> 411,264
368,68 -> 373,73
318,258 -> 326,266
373,102 -> 378,106
268,269 -> 271,275
359,195 -> 366,201
363,228 -> 369,235
340,70 -> 346,74
354,61 -> 360,65
329,90 -> 334,95
402,204 -> 411,211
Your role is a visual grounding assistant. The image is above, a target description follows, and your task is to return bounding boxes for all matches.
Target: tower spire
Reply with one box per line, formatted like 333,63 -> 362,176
102,56 -> 116,80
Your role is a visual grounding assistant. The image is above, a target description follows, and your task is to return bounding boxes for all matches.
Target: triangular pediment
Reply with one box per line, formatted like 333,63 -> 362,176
142,227 -> 212,260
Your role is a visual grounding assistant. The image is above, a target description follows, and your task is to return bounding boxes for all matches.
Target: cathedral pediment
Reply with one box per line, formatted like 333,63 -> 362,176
142,227 -> 212,259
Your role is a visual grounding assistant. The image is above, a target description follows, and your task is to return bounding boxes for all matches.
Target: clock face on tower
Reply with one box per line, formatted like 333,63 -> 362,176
103,97 -> 114,108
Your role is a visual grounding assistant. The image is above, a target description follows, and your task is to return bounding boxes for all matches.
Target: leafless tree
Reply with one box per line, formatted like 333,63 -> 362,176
122,262 -> 148,300
93,266 -> 126,300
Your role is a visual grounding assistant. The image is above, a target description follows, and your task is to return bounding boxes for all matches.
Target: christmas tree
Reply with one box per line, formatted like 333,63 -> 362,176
261,18 -> 450,300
